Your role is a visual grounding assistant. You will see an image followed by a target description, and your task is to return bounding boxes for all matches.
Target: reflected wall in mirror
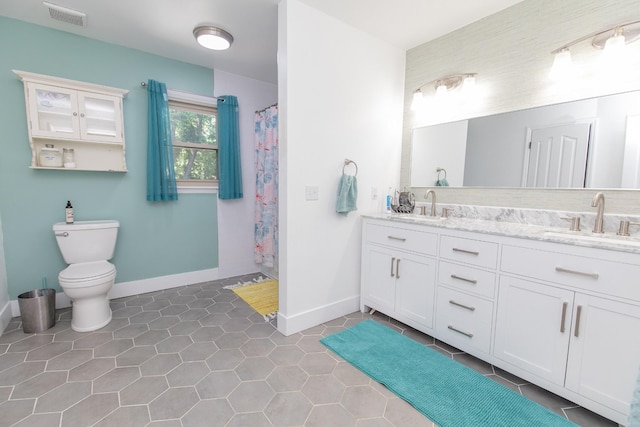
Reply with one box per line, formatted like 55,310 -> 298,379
410,91 -> 640,189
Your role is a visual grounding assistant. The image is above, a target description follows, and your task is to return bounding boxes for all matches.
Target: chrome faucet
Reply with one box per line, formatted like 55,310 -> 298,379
424,190 -> 437,217
591,192 -> 605,233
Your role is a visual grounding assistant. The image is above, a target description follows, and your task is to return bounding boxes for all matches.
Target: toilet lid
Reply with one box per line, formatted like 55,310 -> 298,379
59,260 -> 116,282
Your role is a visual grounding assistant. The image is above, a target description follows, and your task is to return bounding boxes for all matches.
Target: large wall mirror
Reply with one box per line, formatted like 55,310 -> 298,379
410,90 -> 640,189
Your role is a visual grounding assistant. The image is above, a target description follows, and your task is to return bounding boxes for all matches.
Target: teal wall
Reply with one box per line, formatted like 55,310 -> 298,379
0,17 -> 219,299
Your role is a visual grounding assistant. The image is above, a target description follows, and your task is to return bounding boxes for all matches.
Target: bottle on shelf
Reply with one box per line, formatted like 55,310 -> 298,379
65,201 -> 74,224
63,148 -> 76,168
39,144 -> 62,168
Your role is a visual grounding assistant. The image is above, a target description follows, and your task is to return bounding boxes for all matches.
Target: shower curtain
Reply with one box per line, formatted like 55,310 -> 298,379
254,105 -> 278,273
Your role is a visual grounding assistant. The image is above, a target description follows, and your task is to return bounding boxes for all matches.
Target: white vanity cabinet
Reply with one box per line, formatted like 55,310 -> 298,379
360,216 -> 640,425
495,242 -> 640,422
361,220 -> 438,331
14,70 -> 128,172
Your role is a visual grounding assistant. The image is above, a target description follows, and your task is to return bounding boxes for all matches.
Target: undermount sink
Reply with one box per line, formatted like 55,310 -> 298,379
543,230 -> 640,248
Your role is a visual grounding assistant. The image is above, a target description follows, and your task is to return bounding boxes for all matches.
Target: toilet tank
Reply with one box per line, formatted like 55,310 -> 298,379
53,220 -> 119,264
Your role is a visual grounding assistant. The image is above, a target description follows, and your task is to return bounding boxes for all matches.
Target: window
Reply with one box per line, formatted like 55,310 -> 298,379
168,91 -> 218,192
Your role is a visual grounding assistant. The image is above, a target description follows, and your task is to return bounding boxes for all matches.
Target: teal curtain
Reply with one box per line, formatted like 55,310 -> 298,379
146,79 -> 178,201
218,95 -> 243,199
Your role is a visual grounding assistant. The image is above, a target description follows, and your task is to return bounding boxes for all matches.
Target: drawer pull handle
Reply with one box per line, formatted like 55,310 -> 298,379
390,257 -> 395,277
555,267 -> 599,280
448,325 -> 473,338
452,247 -> 479,256
396,259 -> 401,279
560,302 -> 568,333
449,300 -> 475,311
574,305 -> 583,337
450,274 -> 478,284
388,235 -> 407,242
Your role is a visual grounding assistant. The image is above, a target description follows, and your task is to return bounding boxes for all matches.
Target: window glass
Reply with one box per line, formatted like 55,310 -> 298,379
169,100 -> 218,183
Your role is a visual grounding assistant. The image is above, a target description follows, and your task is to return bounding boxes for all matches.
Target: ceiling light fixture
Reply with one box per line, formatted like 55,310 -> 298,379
549,19 -> 640,80
410,73 -> 477,110
193,26 -> 234,50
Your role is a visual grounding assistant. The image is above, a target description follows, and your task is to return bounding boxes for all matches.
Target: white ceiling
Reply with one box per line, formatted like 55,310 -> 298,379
0,0 -> 524,85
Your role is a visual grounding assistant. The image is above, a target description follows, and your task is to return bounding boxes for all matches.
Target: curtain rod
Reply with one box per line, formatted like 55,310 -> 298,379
140,81 -> 224,102
255,103 -> 278,114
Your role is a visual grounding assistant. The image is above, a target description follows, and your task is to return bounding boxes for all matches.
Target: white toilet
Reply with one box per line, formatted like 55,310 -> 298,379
53,220 -> 119,332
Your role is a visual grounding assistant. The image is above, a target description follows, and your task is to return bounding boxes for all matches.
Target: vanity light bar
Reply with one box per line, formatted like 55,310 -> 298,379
549,19 -> 640,80
411,73 -> 477,110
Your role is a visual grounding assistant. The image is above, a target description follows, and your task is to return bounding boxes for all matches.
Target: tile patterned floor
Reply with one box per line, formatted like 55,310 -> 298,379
0,273 -> 618,426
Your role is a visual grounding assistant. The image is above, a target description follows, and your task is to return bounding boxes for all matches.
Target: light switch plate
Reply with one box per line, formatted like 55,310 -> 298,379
305,186 -> 319,201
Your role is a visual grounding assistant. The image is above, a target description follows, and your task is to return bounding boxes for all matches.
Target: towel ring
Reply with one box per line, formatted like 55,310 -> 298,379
343,159 -> 358,176
437,167 -> 447,180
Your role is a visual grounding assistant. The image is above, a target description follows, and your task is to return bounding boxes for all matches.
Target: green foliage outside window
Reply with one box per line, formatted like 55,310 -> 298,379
170,107 -> 218,180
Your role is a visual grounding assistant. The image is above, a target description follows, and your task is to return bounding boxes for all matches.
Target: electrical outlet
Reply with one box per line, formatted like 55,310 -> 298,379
305,186 -> 319,201
371,186 -> 378,200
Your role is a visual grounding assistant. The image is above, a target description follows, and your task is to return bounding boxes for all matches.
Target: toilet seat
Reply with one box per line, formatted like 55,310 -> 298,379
59,260 -> 116,285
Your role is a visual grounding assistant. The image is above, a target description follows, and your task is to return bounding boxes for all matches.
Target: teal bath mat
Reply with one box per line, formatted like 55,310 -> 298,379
320,320 -> 577,427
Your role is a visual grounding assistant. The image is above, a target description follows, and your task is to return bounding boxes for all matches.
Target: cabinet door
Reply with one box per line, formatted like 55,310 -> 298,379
395,253 -> 436,330
566,295 -> 640,416
494,276 -> 574,385
78,92 -> 123,143
27,83 -> 80,139
362,245 -> 396,315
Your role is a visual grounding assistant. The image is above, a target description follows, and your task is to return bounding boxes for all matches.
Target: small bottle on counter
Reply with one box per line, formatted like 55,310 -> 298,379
385,188 -> 392,213
65,201 -> 74,224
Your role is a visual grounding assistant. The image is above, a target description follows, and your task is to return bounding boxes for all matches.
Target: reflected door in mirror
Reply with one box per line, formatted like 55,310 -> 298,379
525,123 -> 591,188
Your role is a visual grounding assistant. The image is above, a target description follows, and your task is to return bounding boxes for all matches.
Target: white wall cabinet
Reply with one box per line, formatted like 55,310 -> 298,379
14,70 -> 128,172
361,221 -> 437,331
360,217 -> 640,425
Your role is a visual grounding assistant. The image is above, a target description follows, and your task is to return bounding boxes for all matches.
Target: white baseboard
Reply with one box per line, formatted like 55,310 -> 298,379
0,301 -> 13,335
8,268 -> 219,319
276,295 -> 360,336
108,268 -> 219,300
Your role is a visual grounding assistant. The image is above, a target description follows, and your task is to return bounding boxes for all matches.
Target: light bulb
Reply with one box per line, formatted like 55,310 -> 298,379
435,83 -> 448,97
410,89 -> 424,111
461,75 -> 476,98
604,31 -> 626,55
462,75 -> 475,90
549,48 -> 573,81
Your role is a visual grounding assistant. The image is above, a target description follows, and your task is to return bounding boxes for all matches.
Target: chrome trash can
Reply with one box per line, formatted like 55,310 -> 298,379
18,289 -> 56,333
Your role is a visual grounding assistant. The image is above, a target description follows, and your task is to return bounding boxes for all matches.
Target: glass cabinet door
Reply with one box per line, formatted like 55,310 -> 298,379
78,92 -> 123,143
27,84 -> 80,139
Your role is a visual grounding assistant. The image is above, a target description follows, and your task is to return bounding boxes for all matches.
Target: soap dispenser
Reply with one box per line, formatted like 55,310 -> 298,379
65,201 -> 74,224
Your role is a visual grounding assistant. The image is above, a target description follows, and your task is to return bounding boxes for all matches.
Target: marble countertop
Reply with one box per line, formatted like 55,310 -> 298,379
362,212 -> 640,254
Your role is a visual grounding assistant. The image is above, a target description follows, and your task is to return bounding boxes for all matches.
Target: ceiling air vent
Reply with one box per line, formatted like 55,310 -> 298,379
43,2 -> 86,27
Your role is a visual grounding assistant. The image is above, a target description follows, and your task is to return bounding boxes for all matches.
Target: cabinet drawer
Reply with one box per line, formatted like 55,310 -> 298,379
440,235 -> 498,269
438,261 -> 496,299
366,223 -> 437,256
435,287 -> 493,354
501,244 -> 640,301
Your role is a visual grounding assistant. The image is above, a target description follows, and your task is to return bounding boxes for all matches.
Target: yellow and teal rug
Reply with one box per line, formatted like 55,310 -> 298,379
321,320 -> 577,427
224,278 -> 278,321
